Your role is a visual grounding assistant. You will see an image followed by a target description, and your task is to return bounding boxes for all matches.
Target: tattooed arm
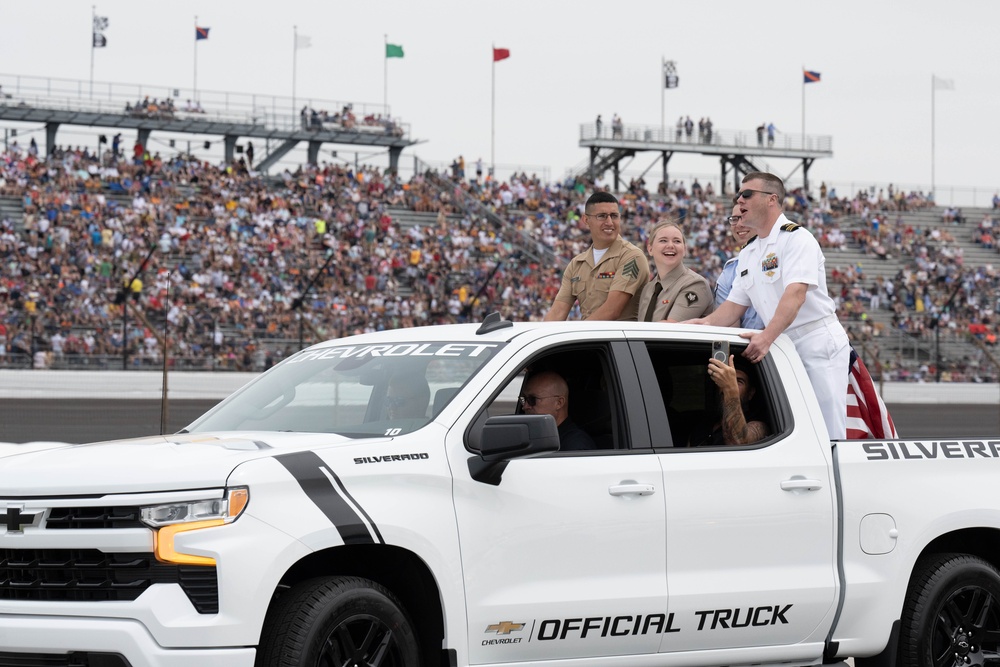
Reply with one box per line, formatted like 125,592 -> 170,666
719,393 -> 769,445
707,355 -> 769,446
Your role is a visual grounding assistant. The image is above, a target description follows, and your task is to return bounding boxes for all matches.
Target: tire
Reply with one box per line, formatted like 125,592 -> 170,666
256,576 -> 420,667
899,553 -> 1000,667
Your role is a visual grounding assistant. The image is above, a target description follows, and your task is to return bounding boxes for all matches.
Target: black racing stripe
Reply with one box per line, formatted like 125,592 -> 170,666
275,451 -> 379,545
325,466 -> 385,544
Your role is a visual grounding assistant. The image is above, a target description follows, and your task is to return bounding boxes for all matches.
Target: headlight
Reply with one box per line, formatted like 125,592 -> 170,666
142,487 -> 249,565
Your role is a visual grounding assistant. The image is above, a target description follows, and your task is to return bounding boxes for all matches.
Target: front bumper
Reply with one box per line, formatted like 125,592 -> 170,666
0,614 -> 254,667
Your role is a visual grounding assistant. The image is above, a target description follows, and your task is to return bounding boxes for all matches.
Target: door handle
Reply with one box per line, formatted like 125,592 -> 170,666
780,478 -> 823,492
609,483 -> 656,497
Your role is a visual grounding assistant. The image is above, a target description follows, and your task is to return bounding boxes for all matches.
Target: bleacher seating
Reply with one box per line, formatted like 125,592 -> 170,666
0,143 -> 997,381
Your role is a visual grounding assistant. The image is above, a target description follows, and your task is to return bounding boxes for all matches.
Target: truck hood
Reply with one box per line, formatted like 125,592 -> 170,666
0,432 -> 391,496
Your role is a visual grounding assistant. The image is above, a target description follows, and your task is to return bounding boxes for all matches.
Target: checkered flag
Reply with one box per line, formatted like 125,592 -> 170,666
663,60 -> 678,89
93,15 -> 109,48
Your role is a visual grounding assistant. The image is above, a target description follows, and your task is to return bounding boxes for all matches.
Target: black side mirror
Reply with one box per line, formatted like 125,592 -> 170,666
480,414 -> 560,461
470,415 -> 560,485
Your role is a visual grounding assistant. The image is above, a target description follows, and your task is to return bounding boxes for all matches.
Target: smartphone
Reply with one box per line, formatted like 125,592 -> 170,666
711,340 -> 730,363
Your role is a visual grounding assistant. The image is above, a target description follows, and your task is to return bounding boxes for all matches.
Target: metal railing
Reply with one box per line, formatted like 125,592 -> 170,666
0,73 -> 409,140
0,72 -> 387,118
580,122 -> 833,154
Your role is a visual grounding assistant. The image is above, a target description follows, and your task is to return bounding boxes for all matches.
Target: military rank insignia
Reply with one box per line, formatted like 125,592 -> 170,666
621,258 -> 640,280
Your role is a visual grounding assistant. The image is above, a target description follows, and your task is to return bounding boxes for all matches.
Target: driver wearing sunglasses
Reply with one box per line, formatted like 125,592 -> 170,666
518,371 -> 596,451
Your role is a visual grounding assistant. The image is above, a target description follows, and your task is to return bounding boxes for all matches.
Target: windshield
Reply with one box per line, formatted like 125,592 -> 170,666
186,341 -> 503,437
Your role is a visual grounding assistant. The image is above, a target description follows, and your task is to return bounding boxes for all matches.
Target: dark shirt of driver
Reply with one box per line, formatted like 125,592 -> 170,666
558,418 -> 597,451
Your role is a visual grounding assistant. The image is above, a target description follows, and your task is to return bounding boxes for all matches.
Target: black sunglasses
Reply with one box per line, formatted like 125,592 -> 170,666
517,394 -> 560,407
733,189 -> 778,205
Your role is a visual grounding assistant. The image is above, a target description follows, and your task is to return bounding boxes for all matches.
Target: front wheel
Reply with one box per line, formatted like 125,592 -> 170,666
899,553 -> 1000,667
256,576 -> 420,667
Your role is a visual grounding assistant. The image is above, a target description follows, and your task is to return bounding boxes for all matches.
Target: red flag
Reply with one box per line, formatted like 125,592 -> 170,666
493,47 -> 510,62
846,347 -> 897,439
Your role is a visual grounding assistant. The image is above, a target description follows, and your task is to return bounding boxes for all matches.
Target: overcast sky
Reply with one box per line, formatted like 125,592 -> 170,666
3,0 -> 998,200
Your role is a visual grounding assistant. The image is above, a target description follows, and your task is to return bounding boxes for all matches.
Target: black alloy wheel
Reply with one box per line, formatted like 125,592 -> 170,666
900,553 -> 1000,667
256,576 -> 420,667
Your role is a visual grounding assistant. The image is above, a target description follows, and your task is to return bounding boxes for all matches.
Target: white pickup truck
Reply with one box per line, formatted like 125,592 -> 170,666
1,315 -> 998,667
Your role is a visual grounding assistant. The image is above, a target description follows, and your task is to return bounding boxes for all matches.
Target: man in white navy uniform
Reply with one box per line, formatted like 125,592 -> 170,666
690,172 -> 849,439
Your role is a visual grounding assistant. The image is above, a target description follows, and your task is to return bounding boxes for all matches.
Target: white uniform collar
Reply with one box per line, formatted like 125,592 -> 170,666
759,213 -> 791,247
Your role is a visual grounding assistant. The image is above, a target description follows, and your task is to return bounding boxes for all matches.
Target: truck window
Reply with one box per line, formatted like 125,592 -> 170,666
469,345 -> 625,452
644,341 -> 782,449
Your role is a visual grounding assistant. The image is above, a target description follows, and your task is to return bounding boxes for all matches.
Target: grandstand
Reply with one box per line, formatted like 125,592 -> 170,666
576,120 -> 832,194
0,74 -> 997,386
0,73 -> 416,172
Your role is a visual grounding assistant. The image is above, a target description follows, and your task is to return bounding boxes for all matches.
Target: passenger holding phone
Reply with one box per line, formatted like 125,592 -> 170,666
690,350 -> 769,447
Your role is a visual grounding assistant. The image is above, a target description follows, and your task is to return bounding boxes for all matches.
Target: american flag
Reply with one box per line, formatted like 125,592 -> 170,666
846,347 -> 897,439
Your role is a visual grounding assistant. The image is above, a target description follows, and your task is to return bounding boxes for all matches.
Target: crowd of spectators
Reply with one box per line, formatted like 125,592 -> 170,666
123,97 -> 207,119
124,97 -> 178,119
817,185 -> 1000,382
0,141 -> 997,380
299,105 -> 403,137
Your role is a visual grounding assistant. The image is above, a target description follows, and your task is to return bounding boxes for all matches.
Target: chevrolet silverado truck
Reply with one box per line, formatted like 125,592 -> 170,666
1,314 -> 999,667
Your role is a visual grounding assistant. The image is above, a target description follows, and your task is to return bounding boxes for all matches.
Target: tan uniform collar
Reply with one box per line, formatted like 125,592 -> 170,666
588,236 -> 625,267
655,262 -> 687,285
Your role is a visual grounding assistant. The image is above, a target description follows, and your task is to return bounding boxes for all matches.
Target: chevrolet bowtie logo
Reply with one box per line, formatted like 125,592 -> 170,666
3,507 -> 38,533
486,621 -> 524,635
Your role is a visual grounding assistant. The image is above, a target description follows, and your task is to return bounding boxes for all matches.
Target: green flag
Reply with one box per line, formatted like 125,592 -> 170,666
386,43 -> 404,58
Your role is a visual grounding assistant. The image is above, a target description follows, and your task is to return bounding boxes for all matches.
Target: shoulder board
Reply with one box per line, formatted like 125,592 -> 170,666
780,223 -> 801,232
740,235 -> 758,249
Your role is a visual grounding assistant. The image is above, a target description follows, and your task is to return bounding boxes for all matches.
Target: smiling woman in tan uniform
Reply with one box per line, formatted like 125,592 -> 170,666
637,221 -> 714,323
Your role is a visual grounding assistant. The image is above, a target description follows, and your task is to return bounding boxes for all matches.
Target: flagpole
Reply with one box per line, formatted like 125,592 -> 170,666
801,65 -> 805,142
660,56 -> 665,140
292,26 -> 298,115
931,74 -> 936,200
491,44 -> 495,179
384,34 -> 388,112
90,5 -> 96,98
193,16 -> 198,99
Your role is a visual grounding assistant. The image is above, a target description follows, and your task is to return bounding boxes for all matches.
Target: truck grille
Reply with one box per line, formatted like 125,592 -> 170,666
0,549 -> 218,613
45,507 -> 144,530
